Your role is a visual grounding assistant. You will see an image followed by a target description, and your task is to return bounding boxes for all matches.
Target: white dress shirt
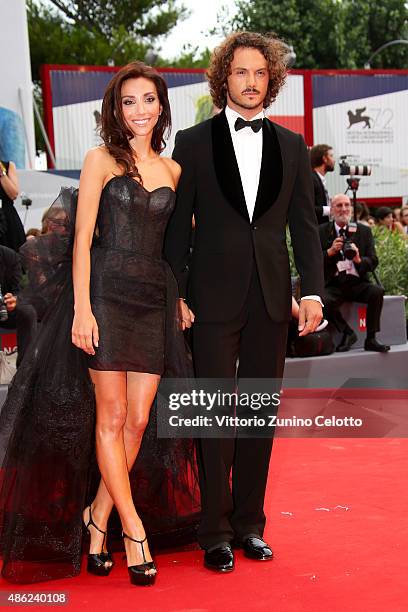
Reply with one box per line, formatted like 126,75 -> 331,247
225,105 -> 263,222
316,170 -> 331,218
225,104 -> 323,308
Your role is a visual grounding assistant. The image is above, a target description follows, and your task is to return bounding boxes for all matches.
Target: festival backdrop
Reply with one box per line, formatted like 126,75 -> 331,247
42,66 -> 408,203
41,65 -> 305,170
312,72 -> 408,201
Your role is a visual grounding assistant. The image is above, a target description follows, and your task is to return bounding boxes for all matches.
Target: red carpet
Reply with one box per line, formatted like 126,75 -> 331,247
1,438 -> 407,611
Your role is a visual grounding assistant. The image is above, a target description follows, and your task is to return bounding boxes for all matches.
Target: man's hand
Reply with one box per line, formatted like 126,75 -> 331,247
298,299 -> 323,337
327,237 -> 344,257
179,299 -> 195,330
4,293 -> 17,312
350,243 -> 361,264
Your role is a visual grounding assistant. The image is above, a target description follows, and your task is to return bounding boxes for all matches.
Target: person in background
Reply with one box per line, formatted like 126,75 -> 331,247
0,160 -> 25,252
356,202 -> 371,227
25,228 -> 41,240
319,194 -> 390,353
310,144 -> 335,224
0,244 -> 37,366
41,208 -> 50,234
376,206 -> 404,235
393,207 -> 401,223
399,205 -> 408,234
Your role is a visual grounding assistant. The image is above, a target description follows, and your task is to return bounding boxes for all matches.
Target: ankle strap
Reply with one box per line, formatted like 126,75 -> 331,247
86,506 -> 107,536
122,531 -> 147,545
122,532 -> 148,563
85,506 -> 107,554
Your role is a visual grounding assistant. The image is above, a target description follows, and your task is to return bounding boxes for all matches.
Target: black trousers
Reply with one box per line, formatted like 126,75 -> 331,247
0,305 -> 38,367
191,264 -> 289,548
323,277 -> 384,336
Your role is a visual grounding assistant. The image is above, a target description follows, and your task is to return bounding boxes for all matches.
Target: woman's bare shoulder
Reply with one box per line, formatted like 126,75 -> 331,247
84,145 -> 112,163
82,146 -> 121,180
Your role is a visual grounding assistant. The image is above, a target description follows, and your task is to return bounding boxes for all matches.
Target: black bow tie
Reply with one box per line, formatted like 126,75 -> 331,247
234,117 -> 263,133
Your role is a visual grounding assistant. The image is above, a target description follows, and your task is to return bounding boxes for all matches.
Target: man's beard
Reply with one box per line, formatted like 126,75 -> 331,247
228,88 -> 264,110
325,163 -> 334,173
336,215 -> 351,225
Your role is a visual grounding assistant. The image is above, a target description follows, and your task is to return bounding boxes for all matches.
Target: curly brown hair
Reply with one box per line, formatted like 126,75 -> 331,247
100,61 -> 171,182
207,32 -> 288,110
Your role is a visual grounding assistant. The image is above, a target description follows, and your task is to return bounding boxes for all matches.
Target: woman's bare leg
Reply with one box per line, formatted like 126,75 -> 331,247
83,370 -> 127,564
87,369 -> 160,571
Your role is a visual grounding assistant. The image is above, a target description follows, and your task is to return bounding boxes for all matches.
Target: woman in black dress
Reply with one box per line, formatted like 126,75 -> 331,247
73,62 -> 193,586
0,62 -> 198,585
0,159 -> 25,252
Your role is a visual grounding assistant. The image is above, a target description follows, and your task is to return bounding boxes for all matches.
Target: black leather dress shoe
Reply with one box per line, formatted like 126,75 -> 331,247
336,331 -> 357,352
242,537 -> 273,561
364,338 -> 390,352
204,545 -> 234,573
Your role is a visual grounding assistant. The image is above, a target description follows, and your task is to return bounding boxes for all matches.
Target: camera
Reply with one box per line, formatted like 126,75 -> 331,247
341,223 -> 358,260
0,285 -> 8,322
21,194 -> 32,208
339,156 -> 371,177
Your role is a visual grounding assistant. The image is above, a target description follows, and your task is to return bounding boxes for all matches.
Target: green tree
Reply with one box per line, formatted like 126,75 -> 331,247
227,0 -> 408,69
27,0 -> 187,80
27,0 -> 188,150
46,0 -> 186,40
371,226 -> 408,311
159,45 -> 211,68
28,3 -> 143,81
365,0 -> 408,67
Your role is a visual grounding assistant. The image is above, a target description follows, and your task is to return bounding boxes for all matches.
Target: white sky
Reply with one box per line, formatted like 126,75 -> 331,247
159,0 -> 238,58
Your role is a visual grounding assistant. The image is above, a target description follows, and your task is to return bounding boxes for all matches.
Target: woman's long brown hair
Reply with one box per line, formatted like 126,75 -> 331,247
100,61 -> 171,183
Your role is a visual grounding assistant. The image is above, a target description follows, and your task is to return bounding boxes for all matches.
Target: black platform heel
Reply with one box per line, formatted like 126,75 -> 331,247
83,505 -> 114,576
122,531 -> 157,586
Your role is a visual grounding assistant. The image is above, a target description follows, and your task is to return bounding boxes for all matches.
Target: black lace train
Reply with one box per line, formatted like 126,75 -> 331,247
0,185 -> 200,583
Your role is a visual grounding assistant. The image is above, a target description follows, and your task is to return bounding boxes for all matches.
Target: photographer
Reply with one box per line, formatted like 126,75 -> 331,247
0,244 -> 37,366
319,194 -> 390,353
0,159 -> 26,252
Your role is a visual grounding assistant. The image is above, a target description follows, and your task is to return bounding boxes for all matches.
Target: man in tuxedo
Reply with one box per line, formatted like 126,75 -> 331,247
319,194 -> 390,352
310,144 -> 335,224
164,32 -> 324,573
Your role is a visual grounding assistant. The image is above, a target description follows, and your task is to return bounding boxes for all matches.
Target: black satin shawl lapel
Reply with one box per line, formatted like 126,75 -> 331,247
253,119 -> 283,222
211,110 -> 249,222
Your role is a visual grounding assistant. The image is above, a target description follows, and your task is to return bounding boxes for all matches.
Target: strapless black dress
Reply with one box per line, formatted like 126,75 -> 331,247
88,176 -> 175,373
0,179 -> 199,583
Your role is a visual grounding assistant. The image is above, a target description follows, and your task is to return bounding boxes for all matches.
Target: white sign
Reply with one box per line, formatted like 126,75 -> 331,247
314,90 -> 408,199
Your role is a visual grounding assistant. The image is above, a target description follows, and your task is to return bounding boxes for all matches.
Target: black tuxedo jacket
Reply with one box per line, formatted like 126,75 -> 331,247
312,170 -> 329,224
164,110 -> 324,323
319,221 -> 378,284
